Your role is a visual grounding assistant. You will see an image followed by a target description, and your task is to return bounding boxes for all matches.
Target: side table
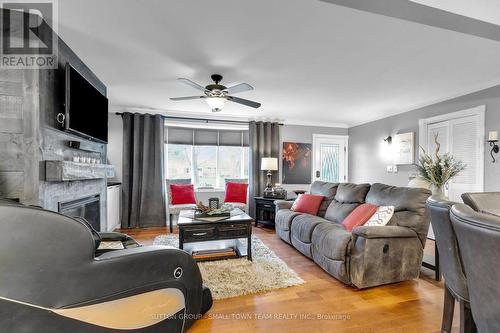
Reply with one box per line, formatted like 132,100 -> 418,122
254,197 -> 292,228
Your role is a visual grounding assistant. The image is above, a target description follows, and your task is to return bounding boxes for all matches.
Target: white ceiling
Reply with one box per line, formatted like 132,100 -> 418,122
57,0 -> 500,127
410,0 -> 500,25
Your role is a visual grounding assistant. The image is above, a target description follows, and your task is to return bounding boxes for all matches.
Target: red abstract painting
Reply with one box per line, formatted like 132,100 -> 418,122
282,142 -> 312,184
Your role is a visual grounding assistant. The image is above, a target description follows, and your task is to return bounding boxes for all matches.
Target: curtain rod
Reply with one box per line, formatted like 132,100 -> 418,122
114,112 -> 284,126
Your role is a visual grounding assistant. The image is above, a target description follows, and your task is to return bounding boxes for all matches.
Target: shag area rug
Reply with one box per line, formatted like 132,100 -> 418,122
153,235 -> 304,300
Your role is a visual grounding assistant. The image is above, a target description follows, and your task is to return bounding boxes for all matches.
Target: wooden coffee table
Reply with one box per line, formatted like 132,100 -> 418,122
178,208 -> 253,261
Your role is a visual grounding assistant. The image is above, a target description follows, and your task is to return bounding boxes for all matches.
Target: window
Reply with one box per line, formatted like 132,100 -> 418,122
194,146 -> 217,187
166,145 -> 249,188
165,126 -> 249,188
166,144 -> 191,180
218,146 -> 249,186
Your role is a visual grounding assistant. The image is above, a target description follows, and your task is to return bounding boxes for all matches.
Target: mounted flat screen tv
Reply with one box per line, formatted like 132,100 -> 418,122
65,63 -> 108,143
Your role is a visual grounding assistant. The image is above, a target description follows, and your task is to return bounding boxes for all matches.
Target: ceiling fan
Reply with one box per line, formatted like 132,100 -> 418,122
170,74 -> 261,112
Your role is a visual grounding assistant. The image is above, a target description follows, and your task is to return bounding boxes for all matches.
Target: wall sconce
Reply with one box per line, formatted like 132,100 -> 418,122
488,131 -> 499,163
384,136 -> 392,144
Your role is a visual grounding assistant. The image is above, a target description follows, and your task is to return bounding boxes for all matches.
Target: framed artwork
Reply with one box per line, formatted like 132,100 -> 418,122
394,132 -> 415,165
282,142 -> 312,184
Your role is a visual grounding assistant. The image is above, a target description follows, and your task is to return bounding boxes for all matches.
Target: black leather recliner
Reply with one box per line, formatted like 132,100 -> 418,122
427,196 -> 476,333
0,199 -> 212,333
451,203 -> 500,333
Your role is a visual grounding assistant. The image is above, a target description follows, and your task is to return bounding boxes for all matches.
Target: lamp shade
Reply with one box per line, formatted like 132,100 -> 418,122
205,97 -> 226,111
261,157 -> 278,171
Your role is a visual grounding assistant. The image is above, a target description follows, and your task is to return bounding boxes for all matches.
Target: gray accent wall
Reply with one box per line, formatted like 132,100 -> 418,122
279,124 -> 348,192
107,120 -> 349,185
348,85 -> 500,191
281,124 -> 348,143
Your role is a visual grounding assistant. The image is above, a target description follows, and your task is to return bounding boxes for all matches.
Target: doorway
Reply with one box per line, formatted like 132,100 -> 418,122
312,134 -> 348,183
419,106 -> 485,202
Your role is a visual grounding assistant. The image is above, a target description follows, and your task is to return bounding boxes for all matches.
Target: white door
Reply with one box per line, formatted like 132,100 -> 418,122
312,135 -> 348,183
422,109 -> 484,202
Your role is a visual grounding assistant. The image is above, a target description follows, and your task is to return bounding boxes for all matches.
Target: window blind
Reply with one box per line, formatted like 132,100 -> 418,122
166,127 -> 249,147
166,127 -> 194,145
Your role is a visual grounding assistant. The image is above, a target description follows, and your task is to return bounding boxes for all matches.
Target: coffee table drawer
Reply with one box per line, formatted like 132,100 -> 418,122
184,227 -> 216,241
218,224 -> 248,238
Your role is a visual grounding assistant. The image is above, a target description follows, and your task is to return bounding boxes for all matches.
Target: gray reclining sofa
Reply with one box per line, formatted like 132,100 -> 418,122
275,181 -> 431,288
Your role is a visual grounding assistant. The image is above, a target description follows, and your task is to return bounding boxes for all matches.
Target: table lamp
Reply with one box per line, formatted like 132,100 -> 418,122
261,157 -> 278,191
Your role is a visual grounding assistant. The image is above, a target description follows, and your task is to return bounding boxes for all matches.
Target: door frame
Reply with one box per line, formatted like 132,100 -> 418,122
418,105 -> 485,192
312,134 -> 349,183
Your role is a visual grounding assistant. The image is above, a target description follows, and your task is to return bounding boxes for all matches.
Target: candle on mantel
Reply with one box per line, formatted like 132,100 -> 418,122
489,131 -> 499,142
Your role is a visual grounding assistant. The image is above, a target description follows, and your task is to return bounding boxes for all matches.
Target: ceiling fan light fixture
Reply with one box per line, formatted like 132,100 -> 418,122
205,97 -> 226,111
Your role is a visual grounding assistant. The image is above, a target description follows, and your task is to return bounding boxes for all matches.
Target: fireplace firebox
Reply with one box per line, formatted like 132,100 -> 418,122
59,194 -> 101,231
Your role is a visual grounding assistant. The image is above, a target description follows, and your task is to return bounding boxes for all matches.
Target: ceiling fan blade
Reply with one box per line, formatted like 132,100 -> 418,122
227,96 -> 261,108
170,96 -> 206,101
225,83 -> 254,94
177,78 -> 208,92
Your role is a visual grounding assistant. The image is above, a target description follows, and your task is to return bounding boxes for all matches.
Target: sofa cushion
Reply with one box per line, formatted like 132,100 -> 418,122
291,214 -> 330,244
290,215 -> 331,258
225,202 -> 246,211
275,209 -> 301,232
291,194 -> 324,215
324,201 -> 360,223
310,181 -> 339,218
275,209 -> 301,244
312,223 -> 352,261
342,203 -> 378,231
335,183 -> 370,204
169,204 -> 197,215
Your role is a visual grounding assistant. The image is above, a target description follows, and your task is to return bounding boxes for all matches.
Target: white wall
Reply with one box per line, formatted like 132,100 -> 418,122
107,113 -> 123,181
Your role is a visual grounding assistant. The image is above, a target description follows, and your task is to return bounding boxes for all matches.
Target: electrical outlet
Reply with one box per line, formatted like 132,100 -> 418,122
393,165 -> 398,173
386,165 -> 393,173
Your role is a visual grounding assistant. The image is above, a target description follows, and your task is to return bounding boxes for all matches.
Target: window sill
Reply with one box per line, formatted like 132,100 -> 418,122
195,188 -> 225,193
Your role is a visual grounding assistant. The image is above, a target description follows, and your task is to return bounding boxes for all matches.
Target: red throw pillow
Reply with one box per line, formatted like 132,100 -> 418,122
342,203 -> 379,232
170,184 -> 196,205
290,194 -> 324,215
224,182 -> 248,204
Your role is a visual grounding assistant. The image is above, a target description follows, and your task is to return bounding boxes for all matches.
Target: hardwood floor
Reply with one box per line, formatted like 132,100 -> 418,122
121,226 -> 459,333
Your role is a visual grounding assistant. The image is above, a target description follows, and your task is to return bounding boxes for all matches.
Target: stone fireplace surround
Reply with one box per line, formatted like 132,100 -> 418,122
0,10 -> 113,231
39,128 -> 111,232
59,194 -> 101,231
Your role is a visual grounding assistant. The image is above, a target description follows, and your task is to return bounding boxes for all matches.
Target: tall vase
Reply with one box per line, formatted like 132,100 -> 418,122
431,184 -> 447,199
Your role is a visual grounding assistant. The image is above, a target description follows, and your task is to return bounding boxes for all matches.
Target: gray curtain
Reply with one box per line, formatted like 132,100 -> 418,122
121,113 -> 166,228
248,121 -> 280,218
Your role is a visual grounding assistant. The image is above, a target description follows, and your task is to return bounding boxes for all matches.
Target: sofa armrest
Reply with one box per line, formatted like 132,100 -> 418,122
99,232 -> 130,242
274,200 -> 293,211
352,226 -> 418,239
95,245 -> 174,260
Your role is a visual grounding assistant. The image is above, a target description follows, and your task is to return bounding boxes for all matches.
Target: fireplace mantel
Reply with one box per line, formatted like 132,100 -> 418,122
45,160 -> 115,182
